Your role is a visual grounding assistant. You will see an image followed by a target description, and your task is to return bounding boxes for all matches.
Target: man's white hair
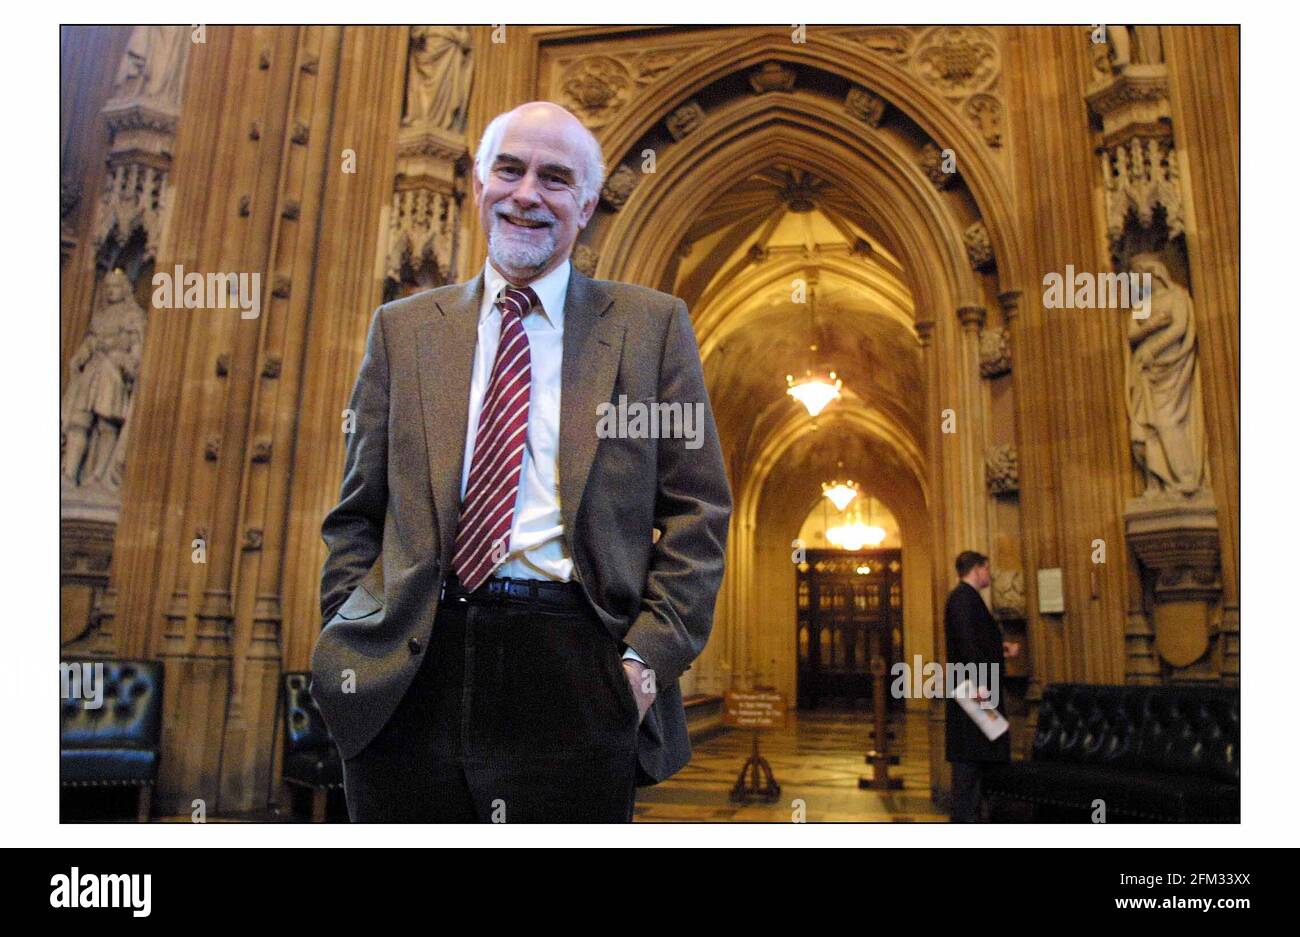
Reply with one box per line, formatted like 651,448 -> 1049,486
474,102 -> 606,207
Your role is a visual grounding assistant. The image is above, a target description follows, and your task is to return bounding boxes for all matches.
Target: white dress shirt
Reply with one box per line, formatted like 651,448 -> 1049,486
461,257 -> 572,581
459,258 -> 646,664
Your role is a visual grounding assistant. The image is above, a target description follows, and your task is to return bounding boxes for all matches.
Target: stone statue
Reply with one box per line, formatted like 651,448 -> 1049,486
1096,25 -> 1164,75
402,26 -> 472,131
1125,254 -> 1204,496
62,269 -> 147,492
113,26 -> 187,106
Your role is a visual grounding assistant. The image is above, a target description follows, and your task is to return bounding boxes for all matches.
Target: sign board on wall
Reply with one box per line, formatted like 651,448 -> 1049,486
1037,567 -> 1065,614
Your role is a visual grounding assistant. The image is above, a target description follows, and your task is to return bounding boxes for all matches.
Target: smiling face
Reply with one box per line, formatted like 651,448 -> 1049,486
472,104 -> 600,285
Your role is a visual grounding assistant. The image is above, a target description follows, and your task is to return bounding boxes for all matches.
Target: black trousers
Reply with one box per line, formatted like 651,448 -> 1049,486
949,761 -> 987,822
342,594 -> 641,822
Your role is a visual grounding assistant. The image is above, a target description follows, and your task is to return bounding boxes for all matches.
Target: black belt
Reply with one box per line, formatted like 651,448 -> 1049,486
439,573 -> 588,611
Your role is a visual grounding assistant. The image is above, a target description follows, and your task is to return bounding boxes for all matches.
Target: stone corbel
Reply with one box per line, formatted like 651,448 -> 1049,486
1124,493 -> 1221,668
385,125 -> 468,288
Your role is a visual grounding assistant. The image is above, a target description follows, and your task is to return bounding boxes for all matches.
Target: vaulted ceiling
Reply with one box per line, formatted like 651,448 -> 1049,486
669,161 -> 926,518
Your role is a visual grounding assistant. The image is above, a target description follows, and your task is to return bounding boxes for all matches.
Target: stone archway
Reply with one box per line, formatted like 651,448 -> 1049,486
567,30 -> 1028,795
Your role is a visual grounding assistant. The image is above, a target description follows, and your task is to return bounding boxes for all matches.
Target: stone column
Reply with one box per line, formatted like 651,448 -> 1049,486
1000,26 -> 1132,688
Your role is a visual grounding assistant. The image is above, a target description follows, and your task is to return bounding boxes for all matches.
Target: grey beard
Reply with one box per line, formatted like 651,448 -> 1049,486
488,219 -> 556,273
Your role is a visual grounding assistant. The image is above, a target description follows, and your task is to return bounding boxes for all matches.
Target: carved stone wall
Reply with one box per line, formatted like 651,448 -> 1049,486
58,25 -> 1238,817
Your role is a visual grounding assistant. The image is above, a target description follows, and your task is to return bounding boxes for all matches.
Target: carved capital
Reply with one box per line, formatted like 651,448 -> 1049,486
914,319 -> 936,347
997,289 -> 1022,322
957,304 -> 987,332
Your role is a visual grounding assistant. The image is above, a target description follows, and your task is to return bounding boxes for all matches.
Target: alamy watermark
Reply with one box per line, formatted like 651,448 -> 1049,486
890,654 -> 1000,709
596,394 -> 705,449
60,661 -> 104,710
1043,265 -> 1151,319
151,265 -> 261,319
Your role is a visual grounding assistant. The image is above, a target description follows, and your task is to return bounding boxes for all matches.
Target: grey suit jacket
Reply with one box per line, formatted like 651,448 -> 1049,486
309,264 -> 732,785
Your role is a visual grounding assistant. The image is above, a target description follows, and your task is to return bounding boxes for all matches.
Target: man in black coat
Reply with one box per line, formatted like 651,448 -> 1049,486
944,550 -> 1016,821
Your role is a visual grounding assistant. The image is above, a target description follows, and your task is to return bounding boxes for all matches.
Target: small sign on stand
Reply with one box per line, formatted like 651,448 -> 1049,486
724,690 -> 786,804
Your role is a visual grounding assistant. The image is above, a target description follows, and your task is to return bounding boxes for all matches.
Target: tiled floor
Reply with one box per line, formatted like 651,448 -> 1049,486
633,709 -> 948,822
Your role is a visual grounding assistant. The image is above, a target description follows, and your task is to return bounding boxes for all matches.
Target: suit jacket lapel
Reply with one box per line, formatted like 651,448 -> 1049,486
558,267 -> 621,545
416,265 -> 622,566
418,271 -> 484,561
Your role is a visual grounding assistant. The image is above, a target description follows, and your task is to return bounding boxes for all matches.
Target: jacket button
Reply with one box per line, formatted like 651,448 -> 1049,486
408,637 -> 422,655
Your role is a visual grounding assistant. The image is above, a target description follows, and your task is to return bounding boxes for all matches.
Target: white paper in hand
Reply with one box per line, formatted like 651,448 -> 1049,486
952,679 -> 1010,741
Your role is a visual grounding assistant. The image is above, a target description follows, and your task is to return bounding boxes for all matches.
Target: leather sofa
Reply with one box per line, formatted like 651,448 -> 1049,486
281,672 -> 343,821
982,683 -> 1239,822
60,659 -> 163,821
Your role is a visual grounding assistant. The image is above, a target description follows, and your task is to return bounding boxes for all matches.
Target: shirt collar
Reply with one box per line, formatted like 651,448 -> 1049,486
482,257 -> 571,330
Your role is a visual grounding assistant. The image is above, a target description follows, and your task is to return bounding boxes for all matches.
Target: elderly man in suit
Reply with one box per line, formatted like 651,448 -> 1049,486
310,101 -> 732,822
944,550 -> 1017,822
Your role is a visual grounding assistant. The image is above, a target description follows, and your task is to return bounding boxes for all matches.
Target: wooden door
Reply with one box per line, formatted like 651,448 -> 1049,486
796,549 -> 903,710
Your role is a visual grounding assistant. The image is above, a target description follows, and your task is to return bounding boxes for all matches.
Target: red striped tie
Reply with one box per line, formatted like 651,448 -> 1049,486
452,284 -> 539,591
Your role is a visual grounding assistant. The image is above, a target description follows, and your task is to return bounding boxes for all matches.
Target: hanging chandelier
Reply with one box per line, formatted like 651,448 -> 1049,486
784,280 -> 842,417
786,369 -> 842,417
826,496 -> 887,551
821,478 -> 859,512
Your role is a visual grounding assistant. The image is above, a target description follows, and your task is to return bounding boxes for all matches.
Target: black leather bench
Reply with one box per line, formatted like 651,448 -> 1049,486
982,683 -> 1239,822
60,658 -> 163,821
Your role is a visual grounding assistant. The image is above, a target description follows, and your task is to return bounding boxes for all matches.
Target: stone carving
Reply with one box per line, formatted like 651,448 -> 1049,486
837,27 -> 1006,151
1125,254 -> 1204,497
833,28 -> 913,59
559,55 -> 633,129
957,304 -> 986,332
985,443 -> 1019,495
964,221 -> 994,270
386,187 -> 458,287
1091,25 -> 1164,77
748,61 -> 796,94
113,26 -> 187,107
913,27 -> 999,97
666,100 -> 704,140
61,269 -> 146,494
553,47 -> 697,130
845,86 -> 886,127
1124,493 -> 1219,667
95,163 -> 170,264
979,326 -> 1011,377
95,30 -> 188,266
402,26 -> 473,132
600,164 -> 640,210
571,243 -> 599,277
385,117 -> 468,293
1101,134 -> 1184,252
919,142 -> 956,189
991,570 -> 1026,619
964,93 -> 1002,148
